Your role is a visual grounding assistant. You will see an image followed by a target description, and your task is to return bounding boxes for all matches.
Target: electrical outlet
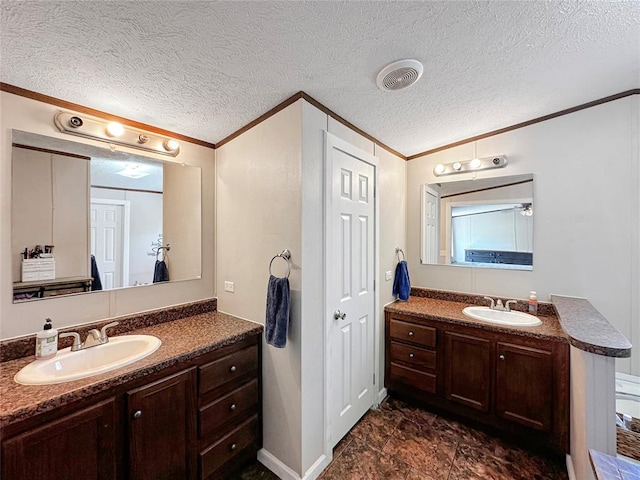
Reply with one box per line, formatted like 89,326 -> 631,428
385,270 -> 392,281
224,281 -> 235,293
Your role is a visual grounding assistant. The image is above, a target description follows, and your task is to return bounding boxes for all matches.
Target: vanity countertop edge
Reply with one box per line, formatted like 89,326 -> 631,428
551,295 -> 632,358
0,311 -> 263,428
385,296 -> 568,342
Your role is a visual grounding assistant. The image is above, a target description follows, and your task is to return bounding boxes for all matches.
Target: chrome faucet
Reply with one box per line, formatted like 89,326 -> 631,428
483,296 -> 519,312
505,300 -> 518,312
59,322 -> 119,351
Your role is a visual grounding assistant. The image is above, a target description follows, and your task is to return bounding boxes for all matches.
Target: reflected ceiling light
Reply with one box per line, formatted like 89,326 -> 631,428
116,164 -> 149,179
106,121 -> 125,137
54,111 -> 180,157
433,155 -> 507,177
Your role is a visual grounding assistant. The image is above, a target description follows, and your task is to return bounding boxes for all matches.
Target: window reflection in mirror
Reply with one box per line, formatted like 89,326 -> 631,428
421,174 -> 533,270
11,130 -> 202,303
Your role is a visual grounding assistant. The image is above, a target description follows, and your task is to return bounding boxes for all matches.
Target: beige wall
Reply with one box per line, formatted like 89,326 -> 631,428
407,96 -> 638,375
0,91 -> 215,339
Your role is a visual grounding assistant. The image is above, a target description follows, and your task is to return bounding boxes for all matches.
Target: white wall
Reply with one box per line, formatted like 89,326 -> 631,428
0,91 -> 215,339
407,96 -> 638,374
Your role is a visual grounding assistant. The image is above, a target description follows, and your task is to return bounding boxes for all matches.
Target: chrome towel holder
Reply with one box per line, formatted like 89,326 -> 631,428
269,249 -> 291,278
395,247 -> 405,261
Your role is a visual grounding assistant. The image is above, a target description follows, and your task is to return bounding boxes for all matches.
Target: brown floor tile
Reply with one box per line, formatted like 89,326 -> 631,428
237,460 -> 281,480
383,419 -> 456,479
406,468 -> 439,480
449,442 -> 517,480
318,436 -> 411,480
381,396 -> 437,427
431,415 -> 493,447
348,407 -> 403,449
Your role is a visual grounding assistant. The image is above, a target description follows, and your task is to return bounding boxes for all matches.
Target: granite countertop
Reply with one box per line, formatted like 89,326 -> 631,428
385,296 -> 568,342
0,311 -> 263,428
590,449 -> 640,480
551,295 -> 632,358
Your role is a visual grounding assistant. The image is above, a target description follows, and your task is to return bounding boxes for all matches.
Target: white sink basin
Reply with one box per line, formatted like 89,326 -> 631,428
462,306 -> 542,327
15,334 -> 162,385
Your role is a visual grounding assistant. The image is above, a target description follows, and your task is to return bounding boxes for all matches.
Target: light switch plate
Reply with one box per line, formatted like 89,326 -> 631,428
224,281 -> 235,293
385,271 -> 392,281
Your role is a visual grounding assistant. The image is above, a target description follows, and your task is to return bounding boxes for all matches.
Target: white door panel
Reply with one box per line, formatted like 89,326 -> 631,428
326,132 -> 376,448
91,202 -> 124,289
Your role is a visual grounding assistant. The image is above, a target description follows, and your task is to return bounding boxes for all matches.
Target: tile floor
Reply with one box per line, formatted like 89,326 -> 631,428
238,396 -> 568,480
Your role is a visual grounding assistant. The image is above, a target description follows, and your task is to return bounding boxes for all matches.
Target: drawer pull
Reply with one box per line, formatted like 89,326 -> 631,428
230,443 -> 237,451
499,354 -> 505,360
230,404 -> 237,411
133,410 -> 142,419
409,353 -> 415,358
408,331 -> 414,337
230,365 -> 237,373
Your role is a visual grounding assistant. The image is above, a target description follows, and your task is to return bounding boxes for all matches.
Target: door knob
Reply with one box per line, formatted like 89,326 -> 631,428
333,310 -> 346,320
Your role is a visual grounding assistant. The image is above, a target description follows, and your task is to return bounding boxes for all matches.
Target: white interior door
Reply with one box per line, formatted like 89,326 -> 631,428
91,202 -> 125,289
325,132 -> 377,448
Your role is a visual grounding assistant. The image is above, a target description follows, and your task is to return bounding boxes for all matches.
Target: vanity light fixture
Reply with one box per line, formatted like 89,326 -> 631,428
54,111 -> 180,157
433,155 -> 508,177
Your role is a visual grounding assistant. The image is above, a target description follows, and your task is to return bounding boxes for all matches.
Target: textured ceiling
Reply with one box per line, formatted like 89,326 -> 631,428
2,1 -> 639,156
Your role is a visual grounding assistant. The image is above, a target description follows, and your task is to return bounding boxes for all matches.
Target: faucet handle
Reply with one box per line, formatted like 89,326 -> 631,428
483,296 -> 495,309
100,322 -> 119,342
60,332 -> 83,351
505,300 -> 518,312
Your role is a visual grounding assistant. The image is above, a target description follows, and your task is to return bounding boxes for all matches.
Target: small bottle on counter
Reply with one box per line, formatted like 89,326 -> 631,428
528,291 -> 538,315
35,318 -> 58,359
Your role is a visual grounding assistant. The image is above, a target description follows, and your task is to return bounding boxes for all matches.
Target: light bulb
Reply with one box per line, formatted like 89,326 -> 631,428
163,139 -> 179,152
434,164 -> 445,175
453,162 -> 462,171
470,158 -> 482,169
106,122 -> 125,137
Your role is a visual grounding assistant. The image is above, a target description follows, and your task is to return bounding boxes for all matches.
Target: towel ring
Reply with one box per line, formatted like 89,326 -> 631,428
395,247 -> 405,261
269,249 -> 291,278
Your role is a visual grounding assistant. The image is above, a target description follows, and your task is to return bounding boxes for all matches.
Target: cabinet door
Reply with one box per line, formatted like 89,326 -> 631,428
496,342 -> 553,431
444,331 -> 491,411
2,398 -> 117,480
127,368 -> 196,480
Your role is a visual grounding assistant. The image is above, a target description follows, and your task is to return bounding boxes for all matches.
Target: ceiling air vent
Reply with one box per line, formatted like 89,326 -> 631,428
376,59 -> 424,91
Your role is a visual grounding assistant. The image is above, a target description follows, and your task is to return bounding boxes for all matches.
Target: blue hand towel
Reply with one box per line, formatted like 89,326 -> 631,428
153,260 -> 169,283
265,275 -> 290,348
392,260 -> 411,301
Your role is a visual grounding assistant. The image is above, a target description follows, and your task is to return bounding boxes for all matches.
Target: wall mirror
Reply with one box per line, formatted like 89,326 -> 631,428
421,173 -> 533,270
11,130 -> 202,302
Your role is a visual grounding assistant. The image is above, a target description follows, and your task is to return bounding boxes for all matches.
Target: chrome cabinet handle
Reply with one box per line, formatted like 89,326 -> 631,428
230,404 -> 237,411
133,410 -> 142,419
409,353 -> 415,358
499,354 -> 505,360
408,331 -> 414,337
230,443 -> 237,451
333,310 -> 346,320
230,365 -> 237,373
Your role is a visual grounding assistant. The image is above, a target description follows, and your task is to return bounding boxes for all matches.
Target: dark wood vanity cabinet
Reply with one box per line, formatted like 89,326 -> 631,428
1,333 -> 262,480
1,398 -> 118,480
385,311 -> 569,452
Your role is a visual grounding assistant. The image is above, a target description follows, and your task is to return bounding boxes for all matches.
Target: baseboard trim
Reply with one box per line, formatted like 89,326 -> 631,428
301,453 -> 332,480
376,387 -> 388,406
258,449 -> 302,480
566,454 -> 577,480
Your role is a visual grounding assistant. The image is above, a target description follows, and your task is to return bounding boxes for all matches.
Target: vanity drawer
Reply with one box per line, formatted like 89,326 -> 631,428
390,341 -> 436,370
389,319 -> 436,348
199,415 -> 258,479
390,362 -> 436,393
199,345 -> 258,396
199,379 -> 258,439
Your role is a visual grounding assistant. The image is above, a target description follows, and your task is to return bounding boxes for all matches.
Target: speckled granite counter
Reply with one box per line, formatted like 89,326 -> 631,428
0,311 -> 262,428
590,449 -> 640,480
551,295 -> 632,357
386,295 -> 567,342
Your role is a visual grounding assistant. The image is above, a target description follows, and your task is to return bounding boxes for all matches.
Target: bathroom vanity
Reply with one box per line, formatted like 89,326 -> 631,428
0,308 -> 262,480
385,291 -> 569,452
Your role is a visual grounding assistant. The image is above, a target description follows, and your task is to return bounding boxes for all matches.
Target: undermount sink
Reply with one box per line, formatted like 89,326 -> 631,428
14,334 -> 162,385
462,306 -> 542,327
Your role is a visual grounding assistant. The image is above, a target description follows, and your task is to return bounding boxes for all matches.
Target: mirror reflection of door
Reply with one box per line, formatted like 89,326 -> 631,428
91,200 -> 128,289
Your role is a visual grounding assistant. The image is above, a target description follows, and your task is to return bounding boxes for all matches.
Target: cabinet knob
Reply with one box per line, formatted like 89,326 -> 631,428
230,404 -> 237,411
499,354 -> 505,360
230,365 -> 237,373
409,353 -> 415,358
230,443 -> 237,451
133,410 -> 142,419
408,331 -> 414,337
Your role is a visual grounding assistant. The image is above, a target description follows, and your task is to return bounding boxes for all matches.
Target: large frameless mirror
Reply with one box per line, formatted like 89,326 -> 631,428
11,130 -> 202,302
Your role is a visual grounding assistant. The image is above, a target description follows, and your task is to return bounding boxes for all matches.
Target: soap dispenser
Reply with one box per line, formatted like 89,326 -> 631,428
35,318 -> 58,359
528,291 -> 538,315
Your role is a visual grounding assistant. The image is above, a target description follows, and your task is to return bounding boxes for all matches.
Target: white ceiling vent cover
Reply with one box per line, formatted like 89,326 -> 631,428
376,59 -> 424,91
